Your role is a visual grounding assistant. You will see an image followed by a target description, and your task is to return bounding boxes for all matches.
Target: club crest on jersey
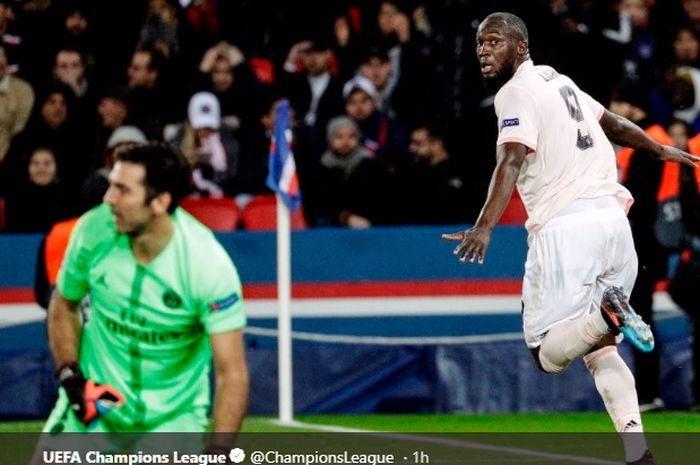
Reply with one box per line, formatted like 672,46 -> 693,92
210,292 -> 240,312
162,290 -> 182,308
501,118 -> 520,129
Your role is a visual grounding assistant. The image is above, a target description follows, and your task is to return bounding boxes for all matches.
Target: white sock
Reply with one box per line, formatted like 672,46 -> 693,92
539,312 -> 610,373
584,346 -> 648,462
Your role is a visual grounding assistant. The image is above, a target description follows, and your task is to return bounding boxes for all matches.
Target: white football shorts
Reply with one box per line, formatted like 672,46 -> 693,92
522,196 -> 638,348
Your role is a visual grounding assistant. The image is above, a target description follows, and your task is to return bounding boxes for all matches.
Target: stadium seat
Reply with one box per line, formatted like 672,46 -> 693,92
249,57 -> 275,84
241,194 -> 308,231
180,196 -> 240,231
499,191 -> 528,225
0,197 -> 5,231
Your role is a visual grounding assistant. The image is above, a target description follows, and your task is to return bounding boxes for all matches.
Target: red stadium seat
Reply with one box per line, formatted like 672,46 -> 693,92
180,196 -> 240,231
249,57 -> 275,84
499,191 -> 528,225
241,194 -> 307,231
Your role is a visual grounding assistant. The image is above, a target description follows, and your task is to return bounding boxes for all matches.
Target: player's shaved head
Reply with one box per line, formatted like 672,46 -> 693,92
482,12 -> 529,42
476,12 -> 530,85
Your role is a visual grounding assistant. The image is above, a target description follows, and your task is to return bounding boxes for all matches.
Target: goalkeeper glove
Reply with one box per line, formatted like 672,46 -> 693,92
55,363 -> 125,425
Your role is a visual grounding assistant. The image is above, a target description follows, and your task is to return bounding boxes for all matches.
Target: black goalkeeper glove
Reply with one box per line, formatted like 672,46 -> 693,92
55,363 -> 125,425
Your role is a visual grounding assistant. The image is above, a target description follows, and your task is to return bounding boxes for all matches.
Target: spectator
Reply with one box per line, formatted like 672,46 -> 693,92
138,0 -> 180,56
4,146 -> 74,232
357,45 -> 395,116
0,0 -> 23,76
544,0 -> 628,102
370,0 -> 435,126
41,0 -> 95,83
51,46 -> 94,124
3,82 -> 90,197
618,0 -> 657,81
82,125 -> 148,206
393,122 -> 470,225
332,7 -> 365,82
126,45 -> 174,139
52,47 -> 90,100
647,25 -> 700,122
137,0 -> 204,79
281,38 -> 344,139
343,75 -> 410,172
671,25 -> 700,68
166,91 -> 241,198
674,66 -> 700,129
0,44 -> 34,161
196,41 -> 261,130
610,81 -> 673,412
93,86 -> 131,166
54,0 -> 92,51
648,25 -> 700,83
307,115 -> 392,228
106,126 -> 147,168
681,0 -> 700,32
234,91 -> 291,207
648,59 -> 700,131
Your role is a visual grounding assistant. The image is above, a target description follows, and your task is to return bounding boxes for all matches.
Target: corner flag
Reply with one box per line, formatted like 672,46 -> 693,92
266,99 -> 302,212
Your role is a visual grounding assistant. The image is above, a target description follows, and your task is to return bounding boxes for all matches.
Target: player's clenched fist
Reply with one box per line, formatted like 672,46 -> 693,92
55,363 -> 125,425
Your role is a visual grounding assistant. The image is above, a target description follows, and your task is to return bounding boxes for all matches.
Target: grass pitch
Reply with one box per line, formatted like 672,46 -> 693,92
1,412 -> 698,433
2,414 -> 700,465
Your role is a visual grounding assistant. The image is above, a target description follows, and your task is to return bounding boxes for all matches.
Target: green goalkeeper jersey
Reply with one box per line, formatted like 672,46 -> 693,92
57,203 -> 246,430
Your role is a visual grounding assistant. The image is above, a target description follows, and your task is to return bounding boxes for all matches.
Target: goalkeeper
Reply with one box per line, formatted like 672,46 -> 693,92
43,142 -> 248,436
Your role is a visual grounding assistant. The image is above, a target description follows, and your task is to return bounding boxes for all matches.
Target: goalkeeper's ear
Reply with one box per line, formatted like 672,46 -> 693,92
150,191 -> 172,216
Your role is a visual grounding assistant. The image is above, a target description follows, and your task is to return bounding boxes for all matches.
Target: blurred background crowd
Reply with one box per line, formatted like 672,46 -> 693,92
0,0 -> 698,412
0,0 -> 699,233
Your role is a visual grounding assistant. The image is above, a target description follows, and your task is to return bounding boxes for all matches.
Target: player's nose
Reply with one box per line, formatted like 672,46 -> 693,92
103,185 -> 117,205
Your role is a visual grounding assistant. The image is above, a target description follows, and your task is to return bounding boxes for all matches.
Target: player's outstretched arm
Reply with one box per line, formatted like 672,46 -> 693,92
442,142 -> 527,264
210,330 -> 249,438
600,109 -> 700,167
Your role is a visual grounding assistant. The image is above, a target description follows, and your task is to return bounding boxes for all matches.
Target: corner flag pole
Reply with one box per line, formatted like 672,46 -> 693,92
267,99 -> 298,424
276,194 -> 294,423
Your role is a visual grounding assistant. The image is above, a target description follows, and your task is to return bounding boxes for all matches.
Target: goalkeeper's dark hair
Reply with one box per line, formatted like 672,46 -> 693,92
114,142 -> 192,214
483,12 -> 529,42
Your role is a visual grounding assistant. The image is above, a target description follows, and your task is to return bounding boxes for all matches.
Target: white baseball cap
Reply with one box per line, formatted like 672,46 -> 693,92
342,75 -> 378,100
188,91 -> 221,130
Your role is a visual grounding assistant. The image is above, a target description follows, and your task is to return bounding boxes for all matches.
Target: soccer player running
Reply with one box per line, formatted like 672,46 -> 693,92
443,12 -> 699,465
43,143 -> 248,446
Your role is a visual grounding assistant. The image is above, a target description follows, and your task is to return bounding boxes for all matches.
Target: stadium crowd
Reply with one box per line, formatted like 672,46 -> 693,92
0,0 -> 699,409
0,0 -> 692,233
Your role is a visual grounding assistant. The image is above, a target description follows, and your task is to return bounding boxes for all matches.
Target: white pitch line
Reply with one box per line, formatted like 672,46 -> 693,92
268,419 -> 624,465
245,326 -> 524,345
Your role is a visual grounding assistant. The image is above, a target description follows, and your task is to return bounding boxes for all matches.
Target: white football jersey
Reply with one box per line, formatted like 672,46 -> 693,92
495,60 -> 633,232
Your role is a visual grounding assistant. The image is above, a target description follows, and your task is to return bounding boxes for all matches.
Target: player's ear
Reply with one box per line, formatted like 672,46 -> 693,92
150,191 -> 172,215
517,41 -> 528,57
